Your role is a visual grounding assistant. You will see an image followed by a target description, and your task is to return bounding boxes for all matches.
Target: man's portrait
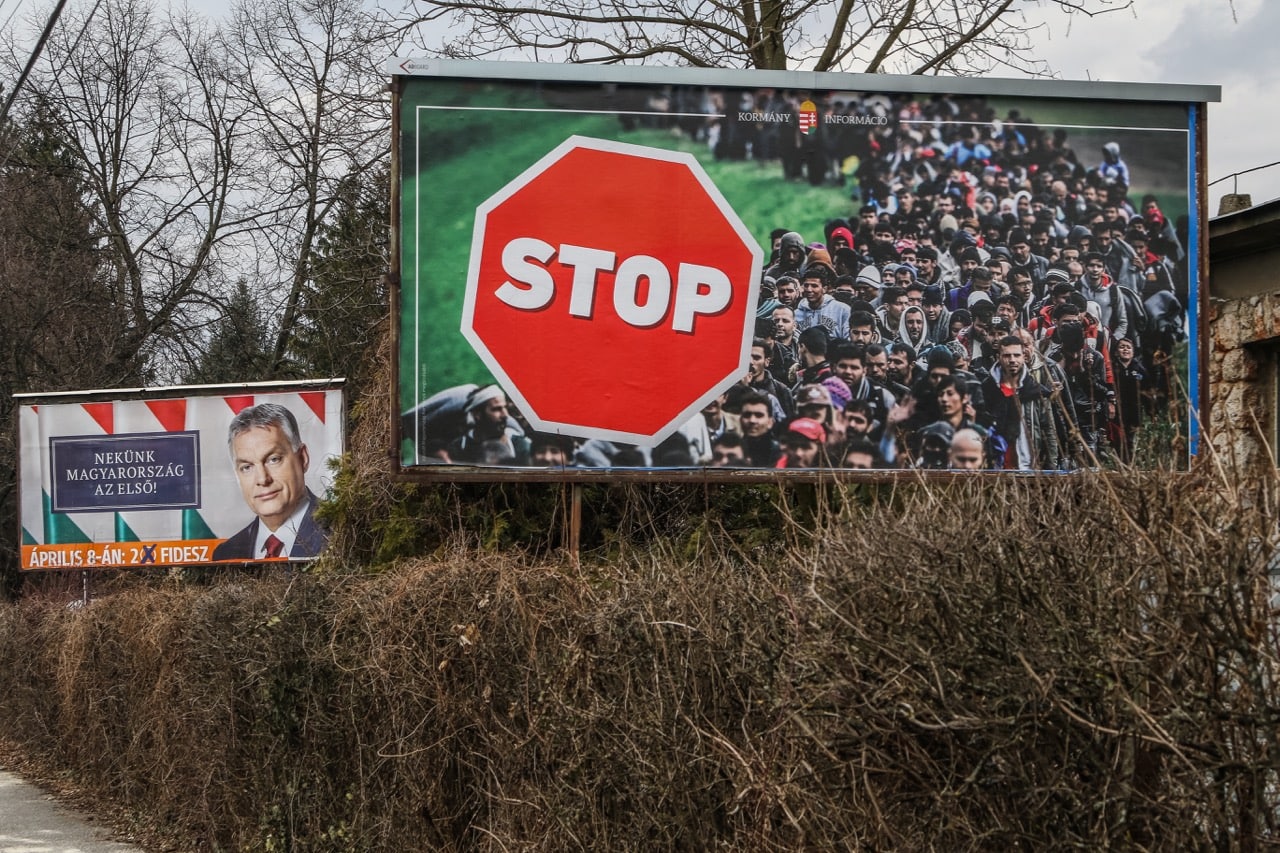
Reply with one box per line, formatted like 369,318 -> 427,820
212,402 -> 330,561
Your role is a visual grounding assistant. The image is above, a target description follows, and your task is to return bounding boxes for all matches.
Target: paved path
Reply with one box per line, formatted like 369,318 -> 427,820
0,770 -> 144,852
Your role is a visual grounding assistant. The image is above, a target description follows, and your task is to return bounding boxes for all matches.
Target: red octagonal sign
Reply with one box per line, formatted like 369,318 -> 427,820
462,136 -> 763,446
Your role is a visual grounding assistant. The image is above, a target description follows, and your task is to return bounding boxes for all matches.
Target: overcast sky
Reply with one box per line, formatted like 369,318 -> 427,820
19,0 -> 1261,208
370,0 -> 1266,208
1018,0 -> 1277,210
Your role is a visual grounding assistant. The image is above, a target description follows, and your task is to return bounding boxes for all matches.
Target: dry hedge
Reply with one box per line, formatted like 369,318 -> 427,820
1,463 -> 1278,851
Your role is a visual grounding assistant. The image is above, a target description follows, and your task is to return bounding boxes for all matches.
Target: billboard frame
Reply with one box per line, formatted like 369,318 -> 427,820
390,58 -> 1219,483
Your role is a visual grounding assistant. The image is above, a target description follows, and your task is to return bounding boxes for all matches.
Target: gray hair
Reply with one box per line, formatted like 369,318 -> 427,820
226,403 -> 303,455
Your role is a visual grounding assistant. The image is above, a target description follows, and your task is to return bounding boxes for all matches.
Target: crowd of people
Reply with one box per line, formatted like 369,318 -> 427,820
408,88 -> 1192,471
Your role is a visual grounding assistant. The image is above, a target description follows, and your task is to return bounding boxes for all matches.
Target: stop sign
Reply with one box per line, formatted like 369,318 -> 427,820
461,136 -> 763,446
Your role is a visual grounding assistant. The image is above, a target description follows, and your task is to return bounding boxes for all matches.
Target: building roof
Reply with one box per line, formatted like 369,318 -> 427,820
1210,197 -> 1280,260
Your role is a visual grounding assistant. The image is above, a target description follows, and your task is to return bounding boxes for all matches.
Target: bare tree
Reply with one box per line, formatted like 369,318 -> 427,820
223,0 -> 393,372
406,0 -> 1132,75
19,0 -> 247,379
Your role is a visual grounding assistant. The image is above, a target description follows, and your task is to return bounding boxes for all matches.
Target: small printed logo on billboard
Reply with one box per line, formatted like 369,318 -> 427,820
398,58 -> 433,74
799,100 -> 818,135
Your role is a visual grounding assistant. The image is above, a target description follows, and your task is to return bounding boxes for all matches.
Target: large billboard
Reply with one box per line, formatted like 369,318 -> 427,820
18,384 -> 344,570
394,59 -> 1218,477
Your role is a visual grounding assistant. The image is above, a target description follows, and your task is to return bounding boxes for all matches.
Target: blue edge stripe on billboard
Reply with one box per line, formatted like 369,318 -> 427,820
1188,102 -> 1199,456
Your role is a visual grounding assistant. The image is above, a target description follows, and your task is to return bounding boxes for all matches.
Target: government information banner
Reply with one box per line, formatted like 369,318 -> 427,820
394,60 -> 1215,476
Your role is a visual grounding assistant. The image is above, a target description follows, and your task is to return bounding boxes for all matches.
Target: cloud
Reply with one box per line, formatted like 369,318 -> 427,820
1155,2 -> 1280,199
1005,1 -> 1280,203
1146,0 -> 1280,87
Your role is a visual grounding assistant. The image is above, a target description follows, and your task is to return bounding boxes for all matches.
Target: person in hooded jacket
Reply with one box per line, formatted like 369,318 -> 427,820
896,305 -> 931,352
1140,194 -> 1183,262
874,284 -> 910,339
827,224 -> 856,255
1097,141 -> 1131,191
765,231 -> 806,281
921,284 -> 952,343
1092,221 -> 1143,293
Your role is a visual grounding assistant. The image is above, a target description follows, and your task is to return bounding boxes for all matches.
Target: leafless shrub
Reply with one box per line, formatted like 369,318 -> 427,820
1,437 -> 1277,849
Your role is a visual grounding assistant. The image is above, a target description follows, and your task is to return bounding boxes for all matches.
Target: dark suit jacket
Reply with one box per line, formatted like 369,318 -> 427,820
212,490 -> 328,561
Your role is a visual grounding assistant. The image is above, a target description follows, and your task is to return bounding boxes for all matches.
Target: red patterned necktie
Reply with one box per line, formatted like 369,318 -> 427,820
264,534 -> 284,558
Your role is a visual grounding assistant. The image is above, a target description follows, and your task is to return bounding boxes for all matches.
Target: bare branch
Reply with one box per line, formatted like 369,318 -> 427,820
402,0 -> 1134,75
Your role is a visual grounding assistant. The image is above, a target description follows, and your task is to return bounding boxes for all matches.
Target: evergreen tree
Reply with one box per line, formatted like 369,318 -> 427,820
0,101 -> 133,596
288,164 -> 389,391
186,278 -> 276,385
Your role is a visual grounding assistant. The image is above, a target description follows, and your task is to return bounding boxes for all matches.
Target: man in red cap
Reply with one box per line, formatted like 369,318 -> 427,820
775,418 -> 827,468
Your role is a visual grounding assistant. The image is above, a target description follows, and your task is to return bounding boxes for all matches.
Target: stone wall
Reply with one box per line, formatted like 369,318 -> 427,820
1208,293 -> 1276,469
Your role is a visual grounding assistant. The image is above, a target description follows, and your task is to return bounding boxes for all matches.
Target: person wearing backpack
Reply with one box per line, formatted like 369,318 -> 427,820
1115,282 -> 1149,350
1127,229 -> 1175,298
1078,252 -> 1128,343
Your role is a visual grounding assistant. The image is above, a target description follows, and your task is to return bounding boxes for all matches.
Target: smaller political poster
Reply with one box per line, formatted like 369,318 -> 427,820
18,384 -> 344,569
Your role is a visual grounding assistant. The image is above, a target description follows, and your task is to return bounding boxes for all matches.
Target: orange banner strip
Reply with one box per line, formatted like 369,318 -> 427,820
22,539 -> 227,570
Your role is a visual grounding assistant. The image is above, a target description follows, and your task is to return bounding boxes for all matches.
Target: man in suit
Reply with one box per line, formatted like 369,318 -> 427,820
212,403 -> 328,561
